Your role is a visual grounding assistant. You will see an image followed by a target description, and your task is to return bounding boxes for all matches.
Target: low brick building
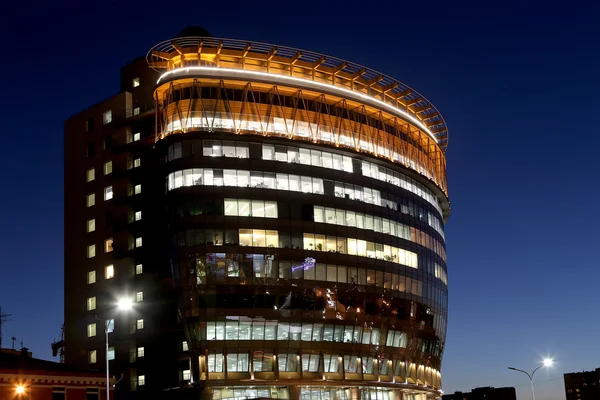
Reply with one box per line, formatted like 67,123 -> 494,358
0,348 -> 110,399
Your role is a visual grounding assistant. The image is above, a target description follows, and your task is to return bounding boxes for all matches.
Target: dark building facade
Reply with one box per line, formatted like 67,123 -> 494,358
65,30 -> 450,400
441,387 -> 516,400
564,368 -> 600,400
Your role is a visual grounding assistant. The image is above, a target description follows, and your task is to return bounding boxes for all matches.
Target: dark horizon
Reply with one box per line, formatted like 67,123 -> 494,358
0,1 -> 599,399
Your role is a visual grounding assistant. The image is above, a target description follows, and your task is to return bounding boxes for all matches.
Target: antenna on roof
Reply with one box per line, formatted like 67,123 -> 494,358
0,306 -> 12,349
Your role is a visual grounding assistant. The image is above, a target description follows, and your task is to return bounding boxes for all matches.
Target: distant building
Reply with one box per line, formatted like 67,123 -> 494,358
0,348 -> 32,357
0,348 -> 109,399
442,386 -> 516,400
564,368 -> 600,400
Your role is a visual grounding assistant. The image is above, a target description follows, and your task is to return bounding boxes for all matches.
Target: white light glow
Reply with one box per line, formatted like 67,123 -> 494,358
15,385 -> 25,394
157,67 -> 439,143
543,358 -> 554,367
117,298 -> 134,311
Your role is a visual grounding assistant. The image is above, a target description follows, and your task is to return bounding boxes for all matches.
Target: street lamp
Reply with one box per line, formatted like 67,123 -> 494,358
15,384 -> 25,395
508,358 -> 554,400
102,297 -> 134,400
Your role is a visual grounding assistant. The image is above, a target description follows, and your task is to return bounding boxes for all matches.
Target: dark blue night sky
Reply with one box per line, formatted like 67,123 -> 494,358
1,1 -> 598,399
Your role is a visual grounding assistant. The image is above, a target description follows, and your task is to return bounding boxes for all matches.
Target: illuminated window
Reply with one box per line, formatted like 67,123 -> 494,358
104,186 -> 113,201
105,265 -> 114,279
106,319 -> 114,333
104,161 -> 112,175
137,347 -> 145,358
86,193 -> 95,207
182,369 -> 191,381
87,244 -> 96,258
134,184 -> 141,194
108,346 -> 115,361
134,158 -> 141,168
133,132 -> 140,142
207,354 -> 224,372
227,353 -> 249,372
135,211 -> 142,221
87,219 -> 95,232
278,354 -> 298,372
103,110 -> 112,125
133,107 -> 140,116
135,237 -> 142,248
87,323 -> 96,337
87,270 -> 96,284
132,77 -> 140,88
138,375 -> 145,386
87,296 -> 96,311
136,292 -> 143,302
89,349 -> 97,364
136,319 -> 144,330
182,341 -> 189,351
135,264 -> 143,275
86,168 -> 95,182
104,238 -> 113,253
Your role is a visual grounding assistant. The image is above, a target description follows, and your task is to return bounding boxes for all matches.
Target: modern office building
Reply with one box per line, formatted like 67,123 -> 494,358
64,28 -> 450,400
564,368 -> 600,400
441,386 -> 516,400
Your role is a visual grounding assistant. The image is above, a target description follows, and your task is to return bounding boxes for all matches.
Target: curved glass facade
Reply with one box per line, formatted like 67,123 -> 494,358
151,36 -> 449,400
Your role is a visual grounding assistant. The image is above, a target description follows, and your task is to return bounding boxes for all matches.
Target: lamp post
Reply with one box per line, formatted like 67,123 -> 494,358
102,298 -> 134,400
508,358 -> 553,400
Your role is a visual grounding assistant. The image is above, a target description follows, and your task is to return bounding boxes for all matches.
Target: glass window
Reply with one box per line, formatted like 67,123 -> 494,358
302,354 -> 319,372
136,292 -> 143,302
86,193 -> 95,207
135,211 -> 142,221
182,369 -> 191,381
278,354 -> 298,372
107,346 -> 115,361
87,244 -> 96,258
133,107 -> 140,116
87,219 -> 95,233
264,201 -> 277,218
104,161 -> 112,175
137,347 -> 145,358
134,158 -> 141,168
135,264 -> 143,275
239,229 -> 252,246
253,352 -> 273,372
252,200 -> 265,217
227,353 -> 249,372
252,229 -> 266,247
138,375 -> 145,386
105,265 -> 114,279
224,199 -> 238,216
299,148 -> 310,165
89,350 -> 97,364
86,168 -> 95,182
104,238 -> 113,253
135,237 -> 142,248
87,270 -> 96,284
133,132 -> 140,142
103,110 -> 112,125
104,186 -> 113,201
132,77 -> 140,87
222,141 -> 236,157
134,184 -> 141,194
87,296 -> 96,311
208,354 -> 223,373
136,319 -> 144,330
87,323 -> 96,337
262,145 -> 274,160
236,144 -> 249,158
